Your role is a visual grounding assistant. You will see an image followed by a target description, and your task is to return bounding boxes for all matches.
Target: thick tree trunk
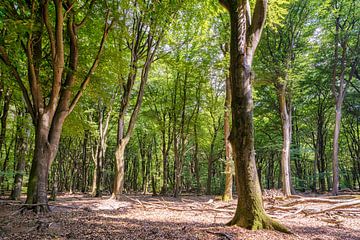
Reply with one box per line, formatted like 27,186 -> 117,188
26,114 -> 63,212
221,0 -> 288,232
278,86 -> 292,196
112,138 -> 128,198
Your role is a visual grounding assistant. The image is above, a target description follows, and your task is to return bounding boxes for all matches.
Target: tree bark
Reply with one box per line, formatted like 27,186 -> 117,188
277,84 -> 292,196
223,52 -> 233,201
332,101 -> 342,195
112,137 -> 128,198
11,109 -> 29,200
220,0 -> 289,232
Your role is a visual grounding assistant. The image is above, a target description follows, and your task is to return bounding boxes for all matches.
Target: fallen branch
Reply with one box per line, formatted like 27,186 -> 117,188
283,197 -> 357,206
277,206 -> 305,219
306,200 -> 360,216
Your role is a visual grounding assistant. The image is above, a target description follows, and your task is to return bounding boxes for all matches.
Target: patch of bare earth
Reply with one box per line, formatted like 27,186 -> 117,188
0,191 -> 359,240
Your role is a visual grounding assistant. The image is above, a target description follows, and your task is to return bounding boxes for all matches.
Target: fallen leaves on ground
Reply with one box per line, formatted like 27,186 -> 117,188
0,191 -> 360,240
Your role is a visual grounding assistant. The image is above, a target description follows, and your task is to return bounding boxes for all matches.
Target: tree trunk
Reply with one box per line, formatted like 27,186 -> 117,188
161,128 -> 169,194
277,85 -> 292,196
112,138 -> 128,198
82,131 -> 88,193
91,141 -> 99,196
11,110 -> 29,200
332,102 -> 342,195
206,148 -> 214,195
26,114 -> 63,212
223,62 -> 233,201
193,124 -> 200,194
221,0 -> 288,232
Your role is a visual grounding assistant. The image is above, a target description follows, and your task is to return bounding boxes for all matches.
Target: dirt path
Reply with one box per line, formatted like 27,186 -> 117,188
0,193 -> 359,240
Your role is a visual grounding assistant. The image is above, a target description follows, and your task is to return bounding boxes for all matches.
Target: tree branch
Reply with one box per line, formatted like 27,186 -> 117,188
219,0 -> 230,11
0,46 -> 36,122
247,0 -> 268,64
68,16 -> 114,114
42,0 -> 56,63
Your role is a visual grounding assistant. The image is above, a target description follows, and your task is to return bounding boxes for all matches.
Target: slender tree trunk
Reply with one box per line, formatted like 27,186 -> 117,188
277,86 -> 292,196
332,101 -> 342,195
193,124 -> 200,194
0,89 -> 11,156
223,62 -> 233,201
91,141 -> 99,196
207,146 -> 214,195
82,131 -> 88,193
161,128 -> 169,194
11,110 -> 29,200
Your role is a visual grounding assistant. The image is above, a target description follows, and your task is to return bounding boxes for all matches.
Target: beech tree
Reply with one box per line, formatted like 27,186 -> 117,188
327,0 -> 359,195
219,0 -> 288,231
111,0 -> 181,198
0,0 -> 112,211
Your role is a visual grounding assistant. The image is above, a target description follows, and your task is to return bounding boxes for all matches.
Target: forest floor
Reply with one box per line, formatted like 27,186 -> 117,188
0,190 -> 360,240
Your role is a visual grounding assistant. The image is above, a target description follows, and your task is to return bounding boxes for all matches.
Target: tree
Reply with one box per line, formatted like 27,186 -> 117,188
219,0 -> 288,231
0,0 -> 112,211
112,0 -> 176,198
327,0 -> 359,195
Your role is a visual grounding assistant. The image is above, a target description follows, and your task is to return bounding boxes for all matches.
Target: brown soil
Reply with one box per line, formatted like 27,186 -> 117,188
0,191 -> 359,240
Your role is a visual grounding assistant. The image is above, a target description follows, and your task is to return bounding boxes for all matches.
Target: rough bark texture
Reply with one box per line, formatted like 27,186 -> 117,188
220,0 -> 289,232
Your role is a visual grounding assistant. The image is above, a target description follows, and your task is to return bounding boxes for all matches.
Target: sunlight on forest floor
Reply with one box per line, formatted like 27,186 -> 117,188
1,191 -> 360,240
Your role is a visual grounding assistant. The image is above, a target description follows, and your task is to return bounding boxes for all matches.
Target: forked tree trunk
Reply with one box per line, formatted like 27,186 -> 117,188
220,0 -> 288,232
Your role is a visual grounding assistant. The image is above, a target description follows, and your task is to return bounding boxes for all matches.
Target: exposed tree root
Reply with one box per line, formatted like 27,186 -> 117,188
19,203 -> 51,214
226,213 -> 291,234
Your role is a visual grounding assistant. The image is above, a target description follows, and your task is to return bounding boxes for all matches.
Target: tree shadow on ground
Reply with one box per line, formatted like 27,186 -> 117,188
289,225 -> 360,240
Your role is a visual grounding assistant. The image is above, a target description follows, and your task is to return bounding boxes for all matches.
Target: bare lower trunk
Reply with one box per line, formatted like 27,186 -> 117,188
112,139 -> 128,199
278,88 -> 292,197
11,117 -> 29,200
161,151 -> 168,194
332,104 -> 342,195
26,132 -> 56,211
223,67 -> 233,201
91,143 -> 99,196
